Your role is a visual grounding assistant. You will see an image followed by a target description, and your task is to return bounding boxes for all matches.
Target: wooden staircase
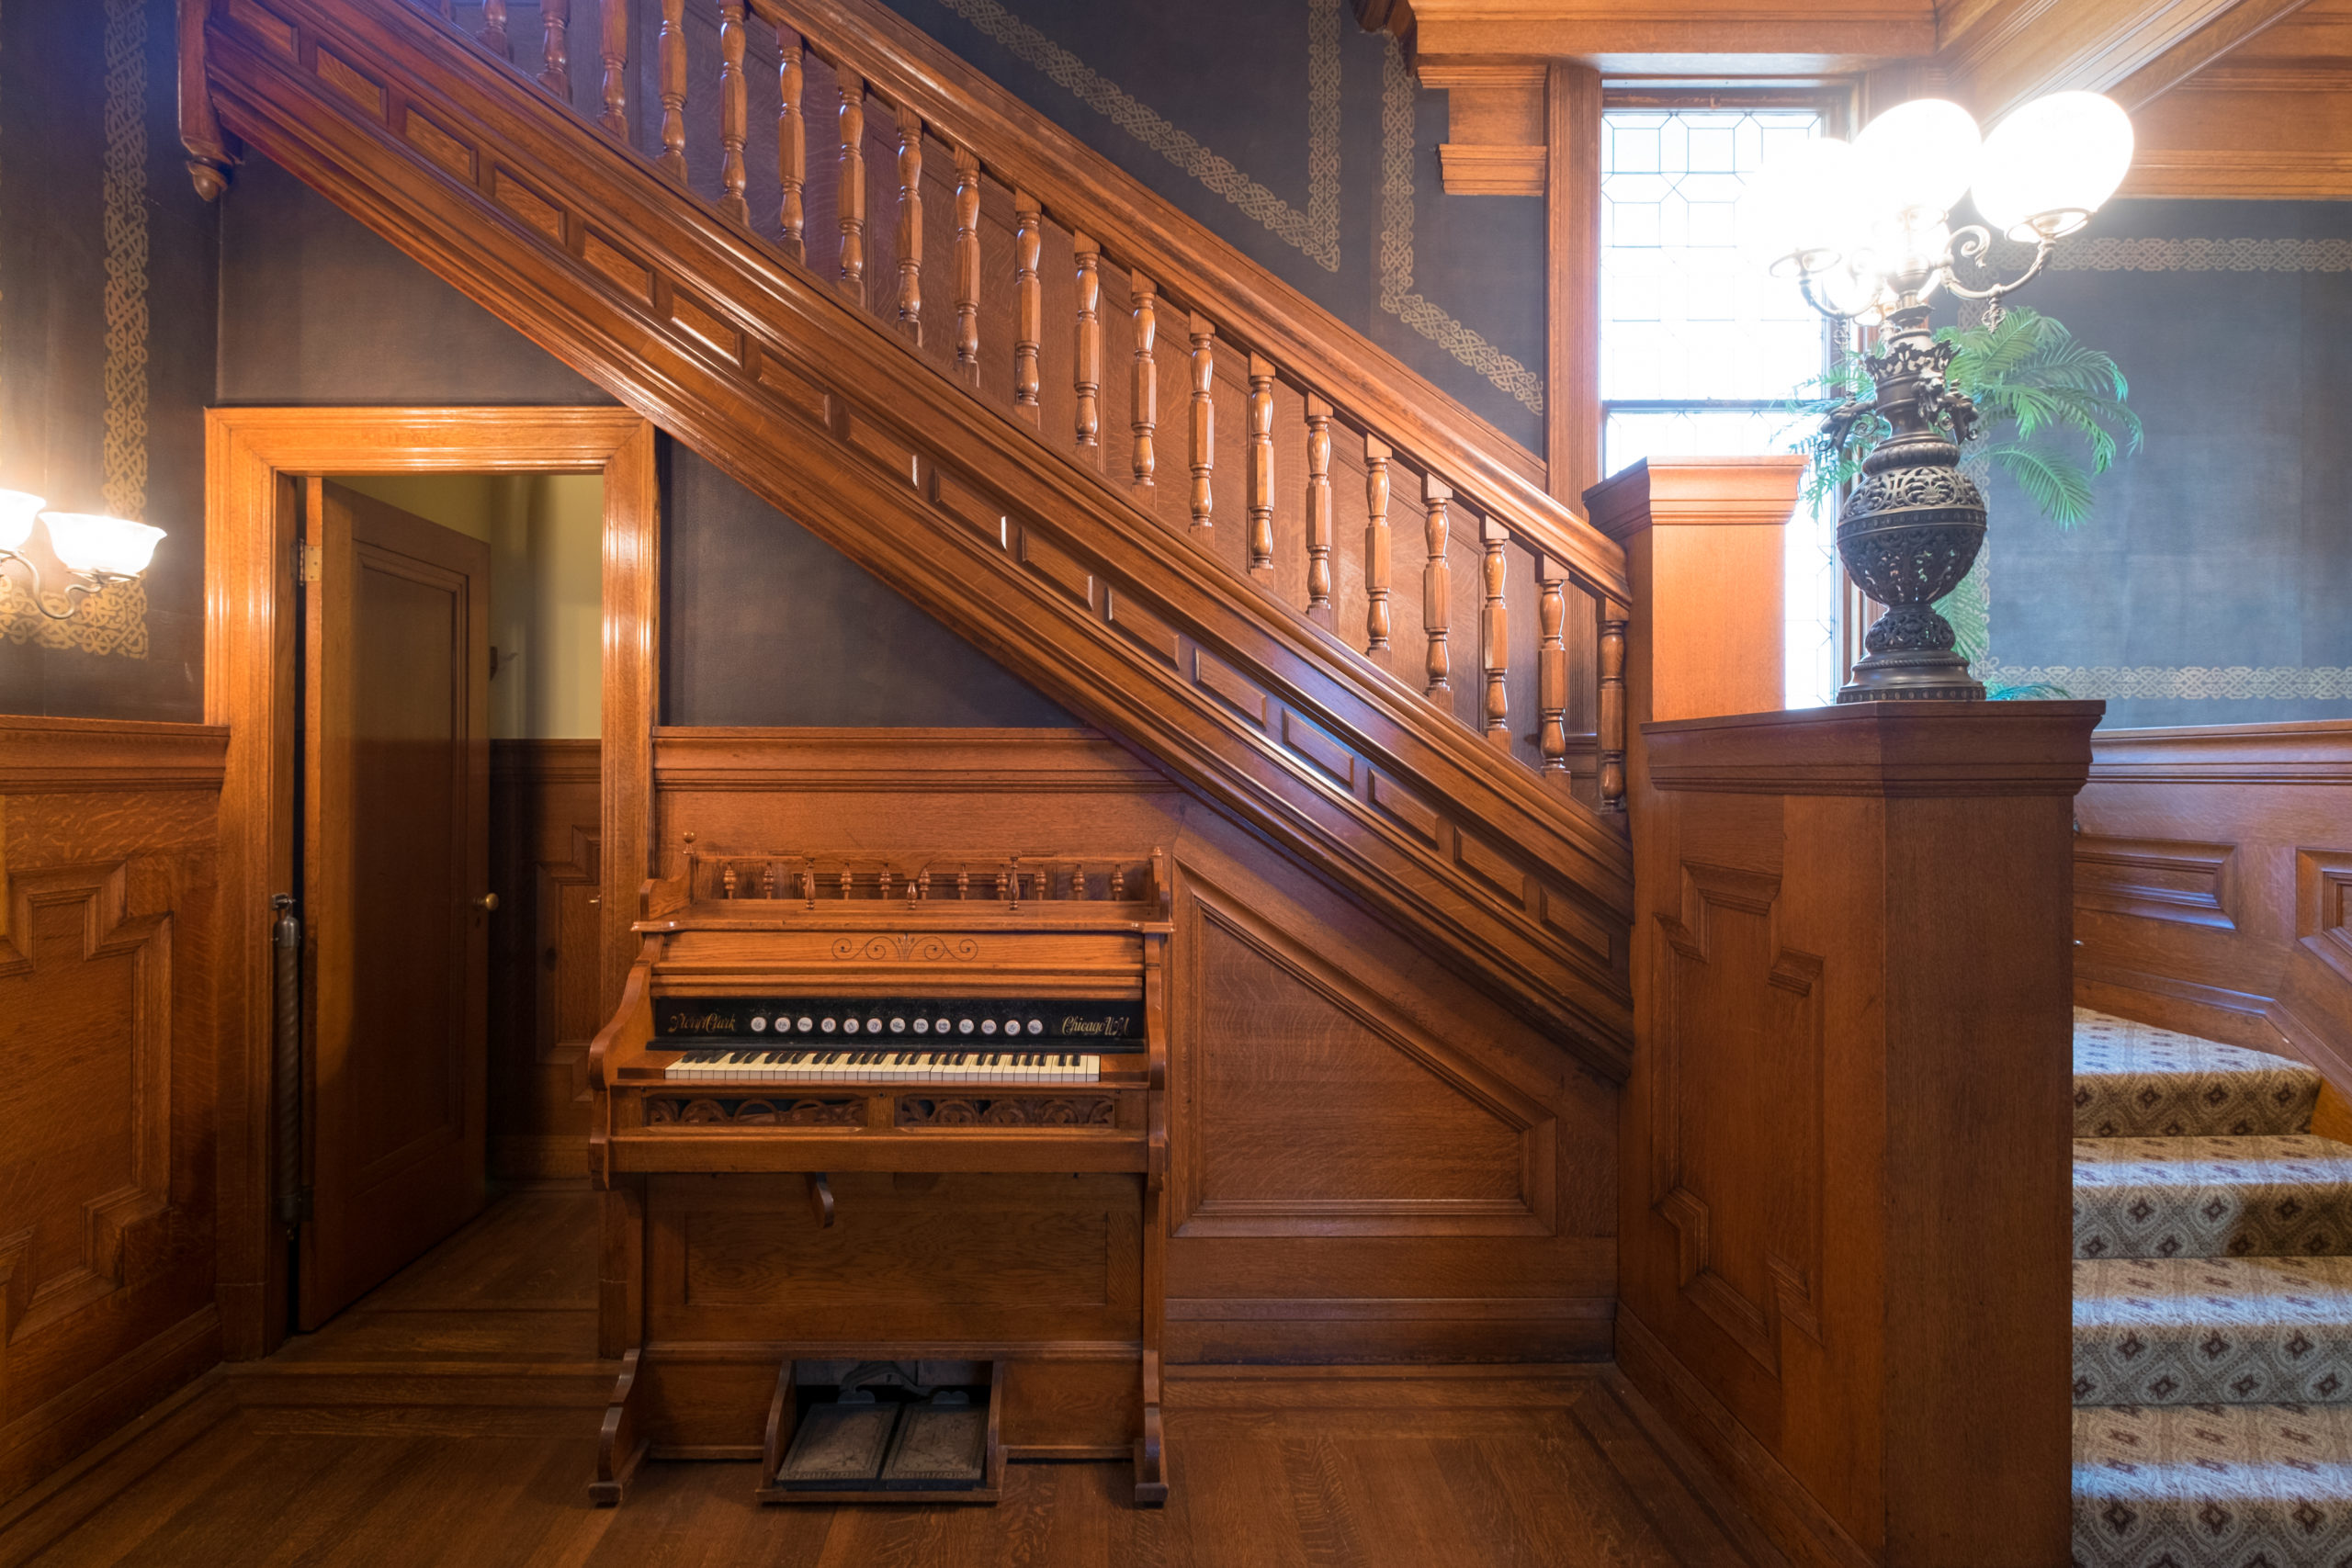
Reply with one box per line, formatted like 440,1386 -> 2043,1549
186,0 -> 1638,1072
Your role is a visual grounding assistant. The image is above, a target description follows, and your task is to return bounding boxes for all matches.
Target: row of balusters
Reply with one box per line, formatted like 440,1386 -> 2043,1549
424,0 -> 1630,807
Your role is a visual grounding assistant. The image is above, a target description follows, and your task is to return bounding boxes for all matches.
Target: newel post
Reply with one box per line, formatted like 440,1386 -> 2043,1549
1590,462 -> 2093,1568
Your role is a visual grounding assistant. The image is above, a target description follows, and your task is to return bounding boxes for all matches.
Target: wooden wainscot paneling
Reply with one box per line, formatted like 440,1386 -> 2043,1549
489,739 -> 603,1180
645,728 -> 1620,1367
0,717 -> 230,1506
1623,702 -> 2098,1568
2074,720 -> 2352,1098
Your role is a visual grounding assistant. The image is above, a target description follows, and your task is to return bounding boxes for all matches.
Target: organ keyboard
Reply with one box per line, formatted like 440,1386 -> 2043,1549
587,849 -> 1170,1510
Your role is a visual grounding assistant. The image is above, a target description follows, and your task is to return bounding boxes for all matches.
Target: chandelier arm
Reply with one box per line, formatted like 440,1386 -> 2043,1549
1940,230 -> 2057,304
1796,270 -> 1864,326
0,551 -> 112,622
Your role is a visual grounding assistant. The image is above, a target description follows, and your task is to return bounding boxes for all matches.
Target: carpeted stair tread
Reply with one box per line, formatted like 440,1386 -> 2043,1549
2074,1135 -> 2352,1260
2075,1257 -> 2352,1406
2074,1008 -> 2320,1138
2075,1403 -> 2352,1568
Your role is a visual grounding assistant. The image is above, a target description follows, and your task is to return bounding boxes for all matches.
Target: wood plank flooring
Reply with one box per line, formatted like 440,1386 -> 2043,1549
0,1190 -> 1781,1568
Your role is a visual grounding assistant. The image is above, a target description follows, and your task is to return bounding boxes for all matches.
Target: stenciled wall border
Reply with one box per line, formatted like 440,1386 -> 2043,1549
0,0 -> 153,658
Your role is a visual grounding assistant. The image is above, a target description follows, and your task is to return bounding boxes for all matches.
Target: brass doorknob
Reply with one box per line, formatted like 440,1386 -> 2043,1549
475,892 -> 500,912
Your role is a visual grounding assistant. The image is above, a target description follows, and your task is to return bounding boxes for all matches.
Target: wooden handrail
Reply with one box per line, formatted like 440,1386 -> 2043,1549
374,0 -> 1634,812
757,0 -> 1623,605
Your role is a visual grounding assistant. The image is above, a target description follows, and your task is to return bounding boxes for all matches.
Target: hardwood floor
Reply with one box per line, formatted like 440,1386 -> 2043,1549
0,1190 -> 1780,1568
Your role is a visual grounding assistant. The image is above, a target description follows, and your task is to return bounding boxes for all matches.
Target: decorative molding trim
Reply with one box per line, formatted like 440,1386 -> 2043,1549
0,719 -> 231,794
651,728 -> 1171,794
1437,142 -> 1546,196
2087,720 -> 2352,783
1983,659 -> 2352,701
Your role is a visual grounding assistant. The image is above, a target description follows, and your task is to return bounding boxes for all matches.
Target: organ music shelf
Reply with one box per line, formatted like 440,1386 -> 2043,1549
586,848 -> 1171,1507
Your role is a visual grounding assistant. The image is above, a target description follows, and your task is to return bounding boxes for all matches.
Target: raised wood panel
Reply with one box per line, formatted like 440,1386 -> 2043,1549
1651,861 -> 1826,1376
645,1172 -> 1139,1346
198,0 -> 1637,1073
489,740 -> 603,1180
2075,834 -> 2235,931
0,719 -> 229,1506
642,729 -> 1613,1362
2074,721 -> 2352,1106
1176,896 -> 1554,1238
1625,705 -> 2091,1568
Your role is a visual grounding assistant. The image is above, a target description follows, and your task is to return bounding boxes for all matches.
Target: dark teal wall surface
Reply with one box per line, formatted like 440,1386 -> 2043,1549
1975,198 -> 2352,728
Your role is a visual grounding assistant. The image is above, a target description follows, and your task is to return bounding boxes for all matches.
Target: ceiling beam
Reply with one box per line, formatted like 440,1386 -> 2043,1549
1937,0 -> 2319,120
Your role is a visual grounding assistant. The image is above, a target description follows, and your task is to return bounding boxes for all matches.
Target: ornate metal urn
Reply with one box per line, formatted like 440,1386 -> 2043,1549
1826,296 -> 1986,702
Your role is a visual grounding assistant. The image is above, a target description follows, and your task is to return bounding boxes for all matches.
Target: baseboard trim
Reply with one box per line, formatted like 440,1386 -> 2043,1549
0,1303 -> 224,1512
1615,1308 -> 1874,1568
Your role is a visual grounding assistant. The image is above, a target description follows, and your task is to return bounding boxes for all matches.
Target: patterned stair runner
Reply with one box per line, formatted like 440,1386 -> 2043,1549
2072,1010 -> 2352,1568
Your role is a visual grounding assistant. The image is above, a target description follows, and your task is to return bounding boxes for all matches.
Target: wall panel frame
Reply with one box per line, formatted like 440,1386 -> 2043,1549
204,407 -> 657,1358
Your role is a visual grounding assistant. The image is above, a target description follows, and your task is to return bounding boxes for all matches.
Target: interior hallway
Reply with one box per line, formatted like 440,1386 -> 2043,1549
0,1189 -> 1781,1568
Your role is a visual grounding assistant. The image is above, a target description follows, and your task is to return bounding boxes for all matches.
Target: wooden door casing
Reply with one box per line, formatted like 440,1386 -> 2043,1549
300,480 -> 492,1327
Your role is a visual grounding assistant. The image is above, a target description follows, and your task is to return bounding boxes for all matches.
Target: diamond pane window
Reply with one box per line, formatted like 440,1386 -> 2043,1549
1600,105 -> 1838,707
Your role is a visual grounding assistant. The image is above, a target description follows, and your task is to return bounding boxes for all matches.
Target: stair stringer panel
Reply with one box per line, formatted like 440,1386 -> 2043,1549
199,0 -> 1634,1073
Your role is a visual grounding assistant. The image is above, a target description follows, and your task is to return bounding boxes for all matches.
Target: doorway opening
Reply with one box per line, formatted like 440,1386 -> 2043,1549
288,472 -> 604,1330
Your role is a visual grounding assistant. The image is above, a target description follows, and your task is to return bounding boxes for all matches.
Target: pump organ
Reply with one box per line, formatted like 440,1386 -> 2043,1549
586,850 -> 1170,1506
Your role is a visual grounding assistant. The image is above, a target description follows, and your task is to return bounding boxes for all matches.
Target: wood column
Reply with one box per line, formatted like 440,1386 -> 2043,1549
1545,62 -> 1601,507
1583,457 -> 1803,740
1616,701 -> 2096,1568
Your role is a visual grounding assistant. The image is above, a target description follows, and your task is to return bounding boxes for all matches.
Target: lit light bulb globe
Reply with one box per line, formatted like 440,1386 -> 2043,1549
1854,98 -> 1982,222
1742,137 -> 1866,276
0,490 -> 45,554
41,513 -> 164,578
1972,91 -> 2134,241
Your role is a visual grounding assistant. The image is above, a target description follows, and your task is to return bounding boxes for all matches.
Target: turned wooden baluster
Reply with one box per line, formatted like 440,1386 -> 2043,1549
1130,274 -> 1158,499
1246,355 -> 1275,586
1598,596 -> 1629,811
1537,557 -> 1569,779
1479,519 -> 1510,749
537,0 -> 571,99
655,0 -> 686,183
481,0 -> 511,59
893,101 -> 923,344
1012,194 -> 1043,427
776,26 -> 806,263
1305,396 -> 1334,627
1423,476 -> 1453,697
1363,434 -> 1393,666
597,0 -> 628,138
836,68 -> 867,305
717,1 -> 749,225
1074,235 -> 1102,460
954,148 -> 982,388
1188,316 -> 1215,538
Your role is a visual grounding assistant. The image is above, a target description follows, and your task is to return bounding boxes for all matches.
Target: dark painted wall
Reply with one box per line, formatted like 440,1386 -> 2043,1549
1979,198 -> 2352,729
212,155 -> 1063,728
871,0 -> 1544,448
0,0 -> 215,722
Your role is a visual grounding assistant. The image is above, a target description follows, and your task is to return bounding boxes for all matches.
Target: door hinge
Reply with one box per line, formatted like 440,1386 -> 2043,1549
278,1185 -> 314,1226
299,544 -> 322,583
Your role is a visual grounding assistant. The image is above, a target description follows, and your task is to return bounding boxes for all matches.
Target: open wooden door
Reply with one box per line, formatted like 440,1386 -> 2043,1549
300,479 -> 492,1327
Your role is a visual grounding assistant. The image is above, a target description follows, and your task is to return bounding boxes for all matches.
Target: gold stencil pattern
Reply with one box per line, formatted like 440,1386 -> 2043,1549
929,0 -> 1343,271
1379,40 -> 1543,414
2,0 -> 152,657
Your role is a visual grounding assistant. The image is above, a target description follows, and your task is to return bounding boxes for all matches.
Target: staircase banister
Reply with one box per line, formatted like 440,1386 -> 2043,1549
753,0 -> 1627,604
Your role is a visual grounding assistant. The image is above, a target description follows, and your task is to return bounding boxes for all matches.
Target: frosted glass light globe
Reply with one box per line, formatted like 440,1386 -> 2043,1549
1743,137 -> 1865,276
0,491 -> 45,554
42,513 -> 164,578
1973,91 -> 2134,240
1854,98 -> 1982,220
